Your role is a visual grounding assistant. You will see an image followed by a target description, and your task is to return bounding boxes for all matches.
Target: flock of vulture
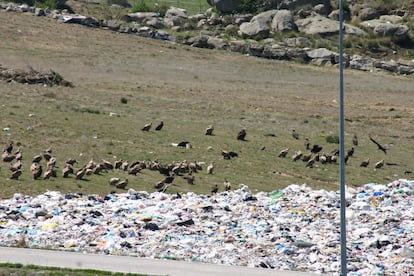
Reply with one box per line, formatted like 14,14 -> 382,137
0,120 -> 398,195
277,131 -> 389,170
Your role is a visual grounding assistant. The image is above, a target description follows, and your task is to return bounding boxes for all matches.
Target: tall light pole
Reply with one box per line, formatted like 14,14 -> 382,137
338,0 -> 347,275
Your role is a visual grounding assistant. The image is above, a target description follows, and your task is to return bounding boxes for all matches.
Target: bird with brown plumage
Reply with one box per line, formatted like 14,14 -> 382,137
237,128 -> 246,141
360,158 -> 370,167
278,148 -> 289,158
141,122 -> 152,131
10,169 -> 22,180
205,125 -> 214,136
155,121 -> 164,131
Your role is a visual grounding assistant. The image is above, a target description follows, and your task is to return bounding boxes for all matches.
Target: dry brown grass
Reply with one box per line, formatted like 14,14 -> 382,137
0,10 -> 414,198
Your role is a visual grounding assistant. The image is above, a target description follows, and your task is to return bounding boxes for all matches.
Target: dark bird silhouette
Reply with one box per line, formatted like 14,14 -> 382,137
360,158 -> 370,167
374,159 -> 384,169
176,141 -> 191,148
278,148 -> 289,158
4,141 -> 13,154
205,125 -> 214,136
9,160 -> 22,172
14,148 -> 23,161
292,129 -> 299,140
221,150 -> 238,160
347,147 -> 355,158
311,144 -> 323,154
10,169 -> 22,180
211,184 -> 219,195
2,151 -> 15,162
155,121 -> 164,131
369,135 -> 388,154
141,122 -> 152,131
302,152 -> 312,162
65,158 -> 77,166
237,128 -> 247,141
352,134 -> 358,146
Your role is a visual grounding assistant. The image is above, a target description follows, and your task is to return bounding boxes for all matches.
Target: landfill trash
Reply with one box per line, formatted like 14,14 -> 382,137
0,179 -> 414,275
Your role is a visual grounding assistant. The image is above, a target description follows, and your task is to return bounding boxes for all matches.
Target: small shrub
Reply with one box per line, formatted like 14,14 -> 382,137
326,134 -> 339,144
35,0 -> 57,9
131,0 -> 151,13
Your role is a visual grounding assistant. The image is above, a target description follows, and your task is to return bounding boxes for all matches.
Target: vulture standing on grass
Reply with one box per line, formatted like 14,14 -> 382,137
352,134 -> 358,146
375,159 -> 384,169
211,184 -> 219,195
292,129 -> 299,140
183,171 -> 195,185
304,138 -> 310,150
116,179 -> 128,189
205,125 -> 214,136
278,148 -> 289,158
31,162 -> 43,180
10,170 -> 22,180
207,161 -> 215,174
237,128 -> 247,141
155,121 -> 164,131
141,122 -> 152,131
223,179 -> 231,191
360,158 -> 370,167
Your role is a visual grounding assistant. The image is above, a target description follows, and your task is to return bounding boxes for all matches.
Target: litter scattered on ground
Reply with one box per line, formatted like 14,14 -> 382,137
0,179 -> 413,275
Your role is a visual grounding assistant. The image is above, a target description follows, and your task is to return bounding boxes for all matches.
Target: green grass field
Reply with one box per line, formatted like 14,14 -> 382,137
0,10 -> 414,199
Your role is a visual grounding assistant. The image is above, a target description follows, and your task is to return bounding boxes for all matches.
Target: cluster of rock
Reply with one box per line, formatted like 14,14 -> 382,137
1,0 -> 414,75
0,65 -> 73,87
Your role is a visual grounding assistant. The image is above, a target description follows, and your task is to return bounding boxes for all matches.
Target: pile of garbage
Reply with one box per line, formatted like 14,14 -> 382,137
0,65 -> 73,87
0,179 -> 413,275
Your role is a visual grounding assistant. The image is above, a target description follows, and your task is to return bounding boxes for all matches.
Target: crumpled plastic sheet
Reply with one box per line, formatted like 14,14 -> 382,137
0,179 -> 413,275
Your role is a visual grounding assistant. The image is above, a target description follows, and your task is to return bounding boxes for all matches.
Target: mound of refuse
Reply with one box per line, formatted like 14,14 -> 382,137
0,65 -> 73,87
0,179 -> 413,275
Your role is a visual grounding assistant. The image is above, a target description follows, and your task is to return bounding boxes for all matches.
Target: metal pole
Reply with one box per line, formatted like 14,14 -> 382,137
338,0 -> 347,275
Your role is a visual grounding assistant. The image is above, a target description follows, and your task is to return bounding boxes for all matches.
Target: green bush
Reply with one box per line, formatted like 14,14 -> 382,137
131,0 -> 151,12
326,134 -> 339,144
106,0 -> 131,7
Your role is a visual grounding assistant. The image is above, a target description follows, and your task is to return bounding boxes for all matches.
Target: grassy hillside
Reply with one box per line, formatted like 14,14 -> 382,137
0,11 -> 413,198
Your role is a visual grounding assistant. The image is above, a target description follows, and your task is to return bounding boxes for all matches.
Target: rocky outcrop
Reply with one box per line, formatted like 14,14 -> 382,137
1,1 -> 413,76
271,10 -> 297,32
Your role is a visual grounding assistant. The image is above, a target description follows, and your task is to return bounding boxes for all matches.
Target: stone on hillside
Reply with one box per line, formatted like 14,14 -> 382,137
373,60 -> 398,73
306,48 -> 335,59
296,15 -> 365,36
164,7 -> 188,27
239,21 -> 269,39
234,14 -> 253,25
185,35 -> 212,48
247,42 -> 264,57
279,0 -> 331,12
328,9 -> 351,21
34,7 -> 45,16
349,55 -> 373,72
271,10 -> 297,33
145,18 -> 164,29
360,19 -> 409,41
357,7 -> 384,21
207,36 -> 229,50
379,15 -> 403,24
58,15 -> 100,27
284,37 -> 311,47
229,40 -> 248,54
296,15 -> 339,35
207,0 -> 242,13
124,12 -> 158,23
263,45 -> 288,60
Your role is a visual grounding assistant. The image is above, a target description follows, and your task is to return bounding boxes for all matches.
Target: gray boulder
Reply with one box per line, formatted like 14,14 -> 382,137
271,10 -> 297,32
284,37 -> 311,47
360,19 -> 409,40
297,15 -> 365,36
357,7 -> 384,21
124,12 -> 158,23
239,20 -> 270,39
349,55 -> 373,72
207,0 -> 242,13
164,7 -> 188,27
